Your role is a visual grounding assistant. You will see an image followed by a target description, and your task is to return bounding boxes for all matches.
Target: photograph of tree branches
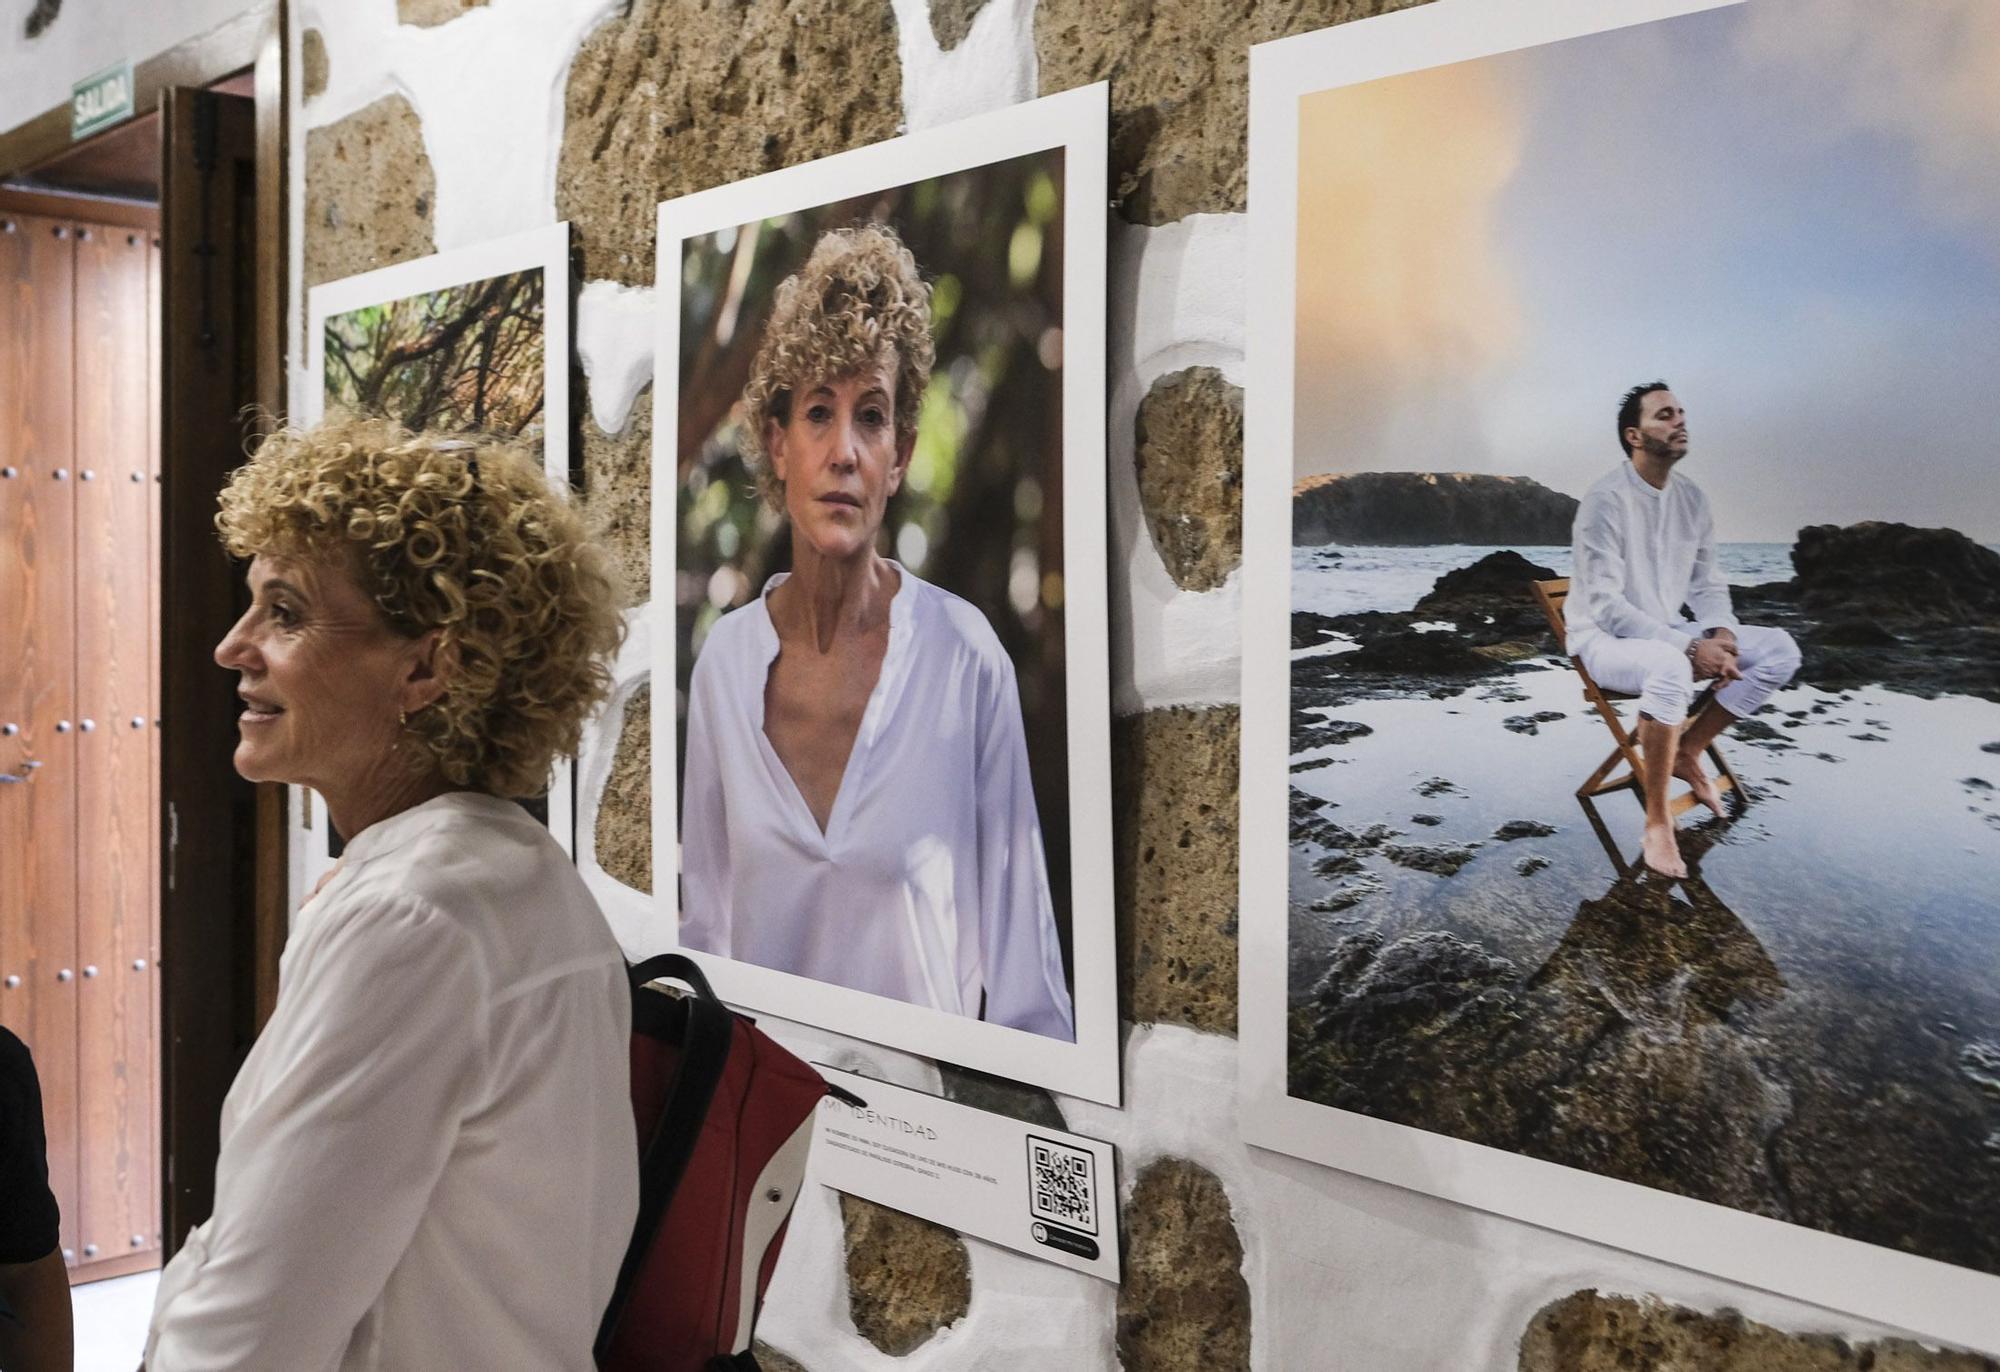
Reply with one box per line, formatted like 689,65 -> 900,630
674,147 -> 1073,974
322,268 -> 547,442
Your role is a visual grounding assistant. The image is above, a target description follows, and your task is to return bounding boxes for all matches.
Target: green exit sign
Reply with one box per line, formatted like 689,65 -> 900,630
72,61 -> 134,140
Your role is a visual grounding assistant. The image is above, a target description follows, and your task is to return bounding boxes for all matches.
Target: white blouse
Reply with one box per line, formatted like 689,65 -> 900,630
1567,460 -> 1740,655
145,793 -> 637,1372
680,566 -> 1076,1041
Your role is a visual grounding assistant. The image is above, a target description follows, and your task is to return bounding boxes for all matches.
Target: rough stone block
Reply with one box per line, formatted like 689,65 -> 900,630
595,683 -> 652,894
1036,0 -> 1431,224
301,28 -> 328,101
1114,706 -> 1240,1033
1520,1292 -> 1999,1371
838,1195 -> 971,1356
397,0 -> 488,26
929,0 -> 990,49
303,95 -> 436,290
1118,1158 -> 1252,1371
1135,366 -> 1243,592
557,0 -> 904,286
582,384 -> 653,606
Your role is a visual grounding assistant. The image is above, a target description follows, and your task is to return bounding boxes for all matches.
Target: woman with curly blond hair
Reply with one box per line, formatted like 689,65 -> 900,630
143,418 -> 637,1371
680,223 -> 1074,1041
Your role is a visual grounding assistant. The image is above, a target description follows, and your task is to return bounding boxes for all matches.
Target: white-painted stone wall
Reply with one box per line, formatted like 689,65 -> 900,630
0,0 -> 254,137
279,2 -> 1934,1367
0,0 -> 1959,1362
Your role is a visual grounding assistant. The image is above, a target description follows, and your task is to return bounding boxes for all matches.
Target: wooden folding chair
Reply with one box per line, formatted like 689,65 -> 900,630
1530,578 -> 1744,826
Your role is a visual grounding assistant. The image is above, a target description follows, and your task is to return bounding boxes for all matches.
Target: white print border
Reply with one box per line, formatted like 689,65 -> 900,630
650,87 -> 1119,1105
1236,0 -> 2000,1353
298,223 -> 577,901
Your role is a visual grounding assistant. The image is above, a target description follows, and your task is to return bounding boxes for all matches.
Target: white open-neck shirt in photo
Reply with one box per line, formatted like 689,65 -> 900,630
1566,459 -> 1740,657
679,565 -> 1076,1041
145,792 -> 637,1372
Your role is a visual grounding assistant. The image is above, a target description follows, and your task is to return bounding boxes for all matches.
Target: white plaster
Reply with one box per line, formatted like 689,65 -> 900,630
295,0 -> 401,127
0,0 -> 252,134
891,0 -> 1037,134
300,0 -> 621,249
1104,214 -> 1250,714
576,280 -> 657,433
574,600 -> 658,960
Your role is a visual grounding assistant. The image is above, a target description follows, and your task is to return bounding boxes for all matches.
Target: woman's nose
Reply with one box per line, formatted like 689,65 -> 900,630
830,421 -> 860,471
214,614 -> 254,670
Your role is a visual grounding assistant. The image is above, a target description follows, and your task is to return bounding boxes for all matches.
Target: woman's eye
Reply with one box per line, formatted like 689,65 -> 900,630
271,603 -> 298,626
862,407 -> 887,427
806,404 -> 832,423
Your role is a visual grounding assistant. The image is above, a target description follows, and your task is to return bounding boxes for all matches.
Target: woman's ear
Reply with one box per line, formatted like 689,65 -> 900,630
402,629 -> 452,713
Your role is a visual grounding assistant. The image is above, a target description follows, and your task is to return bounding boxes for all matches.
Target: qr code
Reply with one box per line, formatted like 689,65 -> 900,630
1027,1136 -> 1098,1235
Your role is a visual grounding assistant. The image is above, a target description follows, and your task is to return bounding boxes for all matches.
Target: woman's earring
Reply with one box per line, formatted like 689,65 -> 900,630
398,708 -> 408,729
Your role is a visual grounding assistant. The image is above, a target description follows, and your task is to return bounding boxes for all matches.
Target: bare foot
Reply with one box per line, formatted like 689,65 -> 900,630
1674,748 -> 1726,818
1640,822 -> 1687,879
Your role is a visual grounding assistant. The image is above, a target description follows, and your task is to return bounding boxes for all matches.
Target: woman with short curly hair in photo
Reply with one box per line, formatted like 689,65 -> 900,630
680,223 -> 1075,1041
143,418 -> 638,1371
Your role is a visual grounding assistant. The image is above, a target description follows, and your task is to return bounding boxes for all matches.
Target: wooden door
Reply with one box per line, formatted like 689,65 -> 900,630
0,209 -> 82,1263
72,220 -> 161,1267
147,230 -> 164,1255
159,88 -> 262,1254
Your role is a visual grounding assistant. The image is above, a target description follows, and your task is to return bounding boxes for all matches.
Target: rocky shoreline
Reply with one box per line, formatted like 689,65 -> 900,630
1287,861 -> 2000,1276
1282,519 -> 2000,1279
1292,523 -> 2000,738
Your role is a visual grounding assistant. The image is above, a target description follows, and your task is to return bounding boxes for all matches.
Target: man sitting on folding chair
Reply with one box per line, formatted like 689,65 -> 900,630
1567,381 -> 1802,879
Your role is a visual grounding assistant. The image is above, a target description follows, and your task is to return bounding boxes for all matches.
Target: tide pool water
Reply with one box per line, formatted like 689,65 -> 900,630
1284,661 -> 2000,1275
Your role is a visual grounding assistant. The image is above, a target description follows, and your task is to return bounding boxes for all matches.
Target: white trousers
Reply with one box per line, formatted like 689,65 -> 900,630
1576,624 -> 1802,727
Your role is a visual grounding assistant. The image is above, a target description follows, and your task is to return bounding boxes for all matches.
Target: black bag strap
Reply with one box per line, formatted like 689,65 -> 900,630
594,969 -> 737,1363
629,952 -> 718,1001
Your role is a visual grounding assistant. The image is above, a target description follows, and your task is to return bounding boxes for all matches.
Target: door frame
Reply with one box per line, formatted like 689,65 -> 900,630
0,2 -> 290,1256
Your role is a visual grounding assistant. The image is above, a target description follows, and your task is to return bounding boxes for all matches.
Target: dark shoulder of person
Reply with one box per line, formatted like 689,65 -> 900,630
0,1026 -> 61,1264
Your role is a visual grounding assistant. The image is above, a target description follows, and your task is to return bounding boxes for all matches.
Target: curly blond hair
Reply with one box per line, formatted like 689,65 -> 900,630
215,415 -> 626,798
740,223 -> 936,508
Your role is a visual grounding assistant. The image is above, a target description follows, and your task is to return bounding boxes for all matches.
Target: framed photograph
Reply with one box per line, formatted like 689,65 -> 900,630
299,223 -> 576,893
1240,0 -> 2000,1349
652,86 -> 1117,1104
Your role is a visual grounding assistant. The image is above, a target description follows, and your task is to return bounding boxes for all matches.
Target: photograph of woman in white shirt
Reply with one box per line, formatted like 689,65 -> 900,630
678,222 -> 1076,1041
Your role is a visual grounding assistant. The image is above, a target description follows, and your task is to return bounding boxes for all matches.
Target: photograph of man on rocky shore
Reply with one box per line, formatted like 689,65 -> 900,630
1240,0 -> 2000,1348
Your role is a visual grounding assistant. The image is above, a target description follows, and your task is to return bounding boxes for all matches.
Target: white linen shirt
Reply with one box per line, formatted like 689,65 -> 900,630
145,792 -> 638,1372
679,566 -> 1075,1041
1566,460 -> 1740,656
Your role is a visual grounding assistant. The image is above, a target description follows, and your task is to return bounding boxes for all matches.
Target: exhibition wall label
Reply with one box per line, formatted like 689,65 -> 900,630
813,1067 -> 1121,1284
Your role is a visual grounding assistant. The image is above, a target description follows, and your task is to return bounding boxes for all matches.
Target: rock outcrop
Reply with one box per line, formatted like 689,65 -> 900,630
1733,522 -> 2000,702
1292,472 -> 1577,547
1415,549 -> 1562,639
1291,551 -> 1561,714
1788,521 -> 2000,624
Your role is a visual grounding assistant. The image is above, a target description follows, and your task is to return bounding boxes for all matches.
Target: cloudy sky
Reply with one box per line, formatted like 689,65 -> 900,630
1292,0 -> 2000,542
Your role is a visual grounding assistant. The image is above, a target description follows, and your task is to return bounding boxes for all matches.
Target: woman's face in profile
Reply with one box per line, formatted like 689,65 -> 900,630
212,552 -> 429,797
768,366 -> 910,564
